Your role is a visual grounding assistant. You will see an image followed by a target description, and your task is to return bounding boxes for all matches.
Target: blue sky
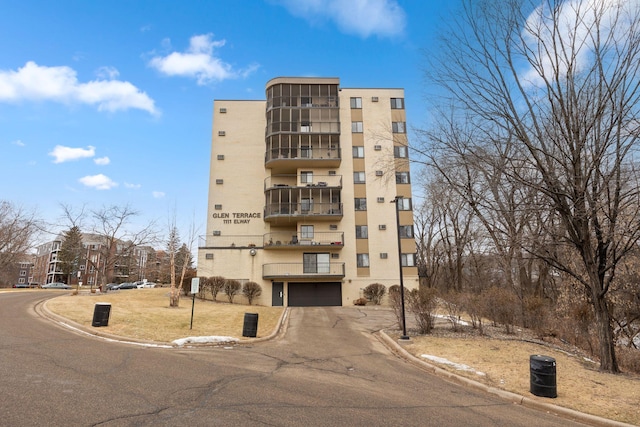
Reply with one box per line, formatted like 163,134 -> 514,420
0,0 -> 454,241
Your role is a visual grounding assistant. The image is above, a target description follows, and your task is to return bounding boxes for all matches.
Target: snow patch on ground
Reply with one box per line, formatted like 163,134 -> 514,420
434,314 -> 470,326
421,354 -> 486,376
172,336 -> 239,346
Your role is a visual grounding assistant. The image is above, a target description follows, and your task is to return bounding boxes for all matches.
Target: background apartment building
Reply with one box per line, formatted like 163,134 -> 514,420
33,235 -> 159,287
197,77 -> 418,306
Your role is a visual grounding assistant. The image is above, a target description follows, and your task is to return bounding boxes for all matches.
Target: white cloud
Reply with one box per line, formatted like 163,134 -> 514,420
95,66 -> 120,80
148,34 -> 258,85
94,156 -> 110,165
275,0 -> 406,38
0,61 -> 159,115
11,139 -> 25,147
152,191 -> 165,198
521,0 -> 639,87
124,182 -> 141,189
50,145 -> 95,163
79,174 -> 118,190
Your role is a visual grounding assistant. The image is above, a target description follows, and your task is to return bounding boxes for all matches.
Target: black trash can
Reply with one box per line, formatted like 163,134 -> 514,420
530,355 -> 557,398
92,303 -> 111,327
242,313 -> 258,338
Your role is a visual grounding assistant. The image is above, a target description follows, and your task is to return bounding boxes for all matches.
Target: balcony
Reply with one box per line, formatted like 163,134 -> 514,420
264,174 -> 342,190
199,235 -> 263,249
263,231 -> 344,249
263,262 -> 345,280
264,202 -> 343,224
265,147 -> 341,169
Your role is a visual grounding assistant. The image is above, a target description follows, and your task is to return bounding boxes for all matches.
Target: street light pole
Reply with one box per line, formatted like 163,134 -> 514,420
392,196 -> 409,340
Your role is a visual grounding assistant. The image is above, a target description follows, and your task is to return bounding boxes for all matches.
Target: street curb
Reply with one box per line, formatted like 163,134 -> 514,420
375,330 -> 634,427
37,297 -> 290,347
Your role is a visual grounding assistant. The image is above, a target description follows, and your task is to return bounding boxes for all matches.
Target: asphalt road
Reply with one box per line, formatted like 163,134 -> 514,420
0,291 -> 588,426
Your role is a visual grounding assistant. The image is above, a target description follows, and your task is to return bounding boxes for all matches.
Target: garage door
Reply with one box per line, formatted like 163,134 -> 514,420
288,282 -> 342,307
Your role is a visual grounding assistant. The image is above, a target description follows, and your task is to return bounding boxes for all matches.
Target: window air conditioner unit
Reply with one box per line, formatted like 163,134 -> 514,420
372,97 -> 379,102
217,155 -> 225,160
216,179 -> 224,184
379,224 -> 387,230
375,171 -> 383,176
218,131 -> 226,136
374,145 -> 382,151
380,253 -> 388,259
377,197 -> 384,203
219,108 -> 227,113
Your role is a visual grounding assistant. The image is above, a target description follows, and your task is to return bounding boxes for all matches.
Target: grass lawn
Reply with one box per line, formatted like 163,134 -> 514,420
45,288 -> 284,342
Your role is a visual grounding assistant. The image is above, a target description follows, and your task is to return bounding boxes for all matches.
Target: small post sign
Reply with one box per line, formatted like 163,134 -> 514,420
191,277 -> 200,295
190,277 -> 200,330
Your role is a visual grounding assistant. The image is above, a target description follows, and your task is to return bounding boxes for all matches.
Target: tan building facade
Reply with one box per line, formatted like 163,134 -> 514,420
197,77 -> 419,306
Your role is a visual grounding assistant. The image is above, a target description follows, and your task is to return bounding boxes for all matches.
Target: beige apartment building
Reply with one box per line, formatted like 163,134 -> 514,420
197,77 -> 418,306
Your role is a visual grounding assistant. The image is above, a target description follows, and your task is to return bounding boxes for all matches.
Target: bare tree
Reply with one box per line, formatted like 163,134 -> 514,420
89,205 -> 157,291
426,0 -> 640,372
0,201 -> 41,285
166,213 -> 199,307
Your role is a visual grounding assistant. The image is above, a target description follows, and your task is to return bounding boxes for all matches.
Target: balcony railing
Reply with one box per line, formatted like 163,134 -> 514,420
266,121 -> 340,137
264,203 -> 343,220
265,147 -> 341,163
263,262 -> 345,279
263,231 -> 344,248
264,174 -> 342,189
199,235 -> 263,248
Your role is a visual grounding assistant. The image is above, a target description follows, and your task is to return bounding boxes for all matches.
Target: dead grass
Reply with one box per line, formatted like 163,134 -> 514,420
45,288 -> 283,342
393,332 -> 640,425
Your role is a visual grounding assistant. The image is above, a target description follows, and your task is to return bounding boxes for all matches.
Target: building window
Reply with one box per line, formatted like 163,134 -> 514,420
401,253 -> 416,267
398,198 -> 412,211
357,253 -> 370,268
215,204 -> 223,210
350,97 -> 362,109
352,122 -> 363,133
79,265 -> 85,270
217,155 -> 225,160
354,198 -> 367,211
20,270 -> 26,276
395,172 -> 410,184
352,146 -> 364,158
394,146 -> 408,158
219,107 -> 227,113
390,98 -> 404,109
301,225 -> 314,239
216,179 -> 224,184
399,225 -> 414,238
301,198 -> 313,213
354,172 -> 366,184
392,122 -> 406,133
18,278 -> 25,284
301,171 -> 313,184
218,131 -> 226,136
303,253 -> 330,274
355,225 -> 368,239
205,253 -> 214,260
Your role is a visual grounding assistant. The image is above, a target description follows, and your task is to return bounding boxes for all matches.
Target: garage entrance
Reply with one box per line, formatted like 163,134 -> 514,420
288,282 -> 342,307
